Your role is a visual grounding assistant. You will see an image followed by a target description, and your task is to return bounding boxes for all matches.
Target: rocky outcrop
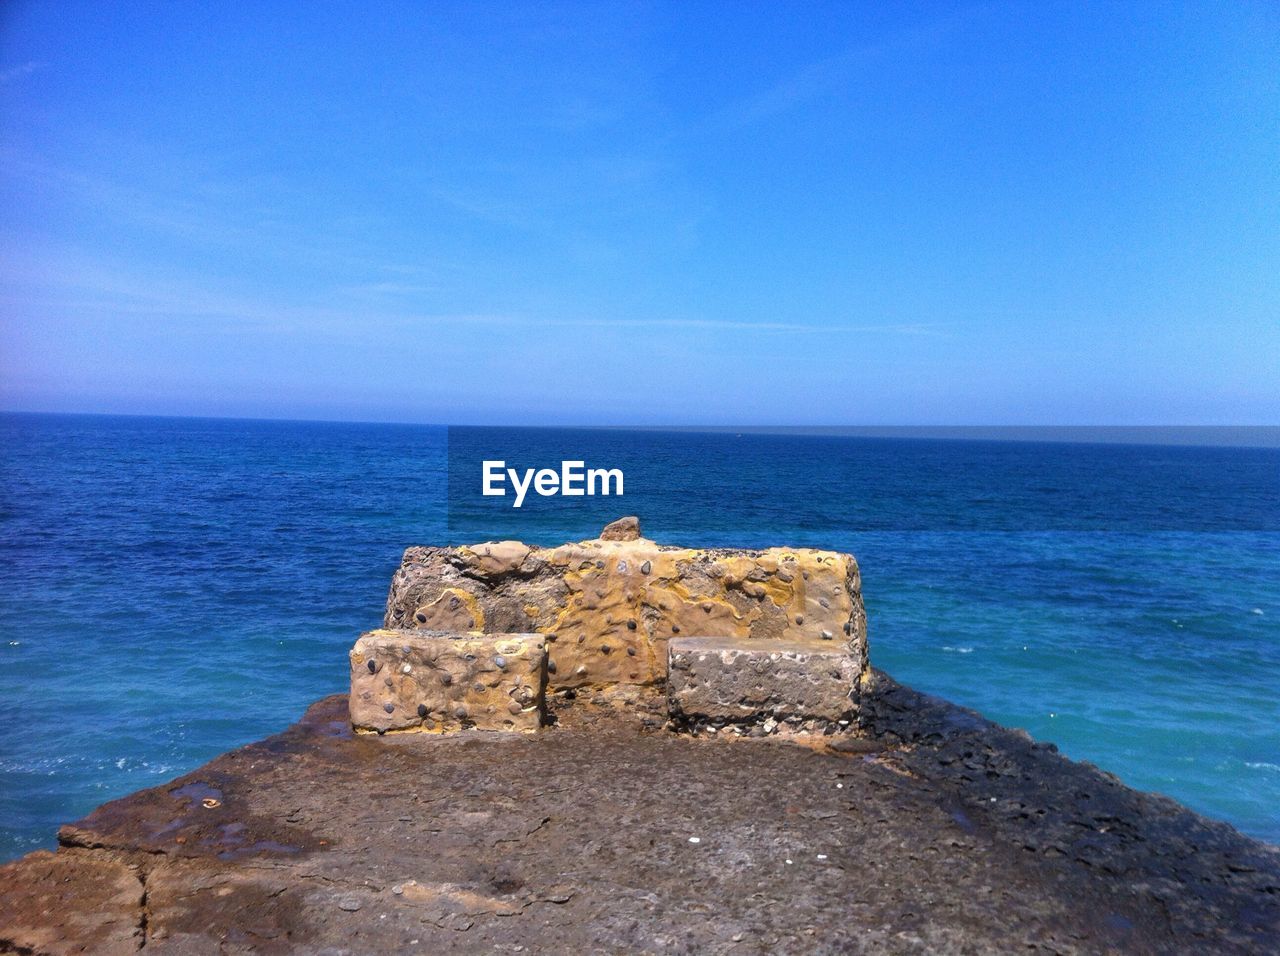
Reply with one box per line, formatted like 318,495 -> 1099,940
2,676 -> 1276,953
383,519 -> 867,699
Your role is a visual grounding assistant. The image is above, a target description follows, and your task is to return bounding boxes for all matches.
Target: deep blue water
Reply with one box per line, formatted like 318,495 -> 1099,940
1,413 -> 1277,860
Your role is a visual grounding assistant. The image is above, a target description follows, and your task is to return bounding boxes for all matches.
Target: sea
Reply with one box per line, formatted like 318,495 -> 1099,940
1,413 -> 1277,860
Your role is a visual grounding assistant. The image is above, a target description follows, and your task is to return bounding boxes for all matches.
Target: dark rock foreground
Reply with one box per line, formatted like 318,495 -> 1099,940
2,672 -> 1277,954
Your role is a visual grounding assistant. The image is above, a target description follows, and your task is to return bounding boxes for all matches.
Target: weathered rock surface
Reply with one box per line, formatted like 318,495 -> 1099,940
668,637 -> 860,731
0,850 -> 143,955
3,673 -> 1277,953
350,630 -> 546,734
384,521 -> 867,697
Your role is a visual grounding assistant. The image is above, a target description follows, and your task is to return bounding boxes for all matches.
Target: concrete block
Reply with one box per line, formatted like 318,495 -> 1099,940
667,637 -> 858,730
349,629 -> 546,734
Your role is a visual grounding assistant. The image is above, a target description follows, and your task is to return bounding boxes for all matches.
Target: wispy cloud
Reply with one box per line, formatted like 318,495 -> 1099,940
334,280 -> 444,299
525,316 -> 944,336
709,46 -> 886,131
0,61 -> 45,84
0,141 -> 450,288
0,247 -> 943,339
701,9 -> 974,132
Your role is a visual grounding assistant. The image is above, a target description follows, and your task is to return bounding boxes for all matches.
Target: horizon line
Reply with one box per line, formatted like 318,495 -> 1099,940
3,409 -> 1279,449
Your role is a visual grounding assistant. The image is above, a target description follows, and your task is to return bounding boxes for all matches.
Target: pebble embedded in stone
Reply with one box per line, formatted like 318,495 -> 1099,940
493,655 -> 507,669
417,704 -> 428,717
640,560 -> 652,575
688,836 -> 701,844
367,660 -> 377,673
384,703 -> 395,714
440,673 -> 452,686
338,897 -> 362,912
627,619 -> 637,630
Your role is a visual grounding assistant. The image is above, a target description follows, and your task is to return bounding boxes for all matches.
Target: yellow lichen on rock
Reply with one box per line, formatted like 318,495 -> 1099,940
411,587 -> 484,632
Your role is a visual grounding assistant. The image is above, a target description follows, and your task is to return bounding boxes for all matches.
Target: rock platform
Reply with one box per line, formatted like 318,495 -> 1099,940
1,672 -> 1276,953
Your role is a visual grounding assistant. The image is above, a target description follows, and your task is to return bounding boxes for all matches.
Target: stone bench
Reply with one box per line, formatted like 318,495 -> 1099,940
383,517 -> 866,693
355,518 -> 868,733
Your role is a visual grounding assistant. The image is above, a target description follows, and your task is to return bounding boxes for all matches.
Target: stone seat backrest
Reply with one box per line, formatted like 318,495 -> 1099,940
384,530 -> 867,693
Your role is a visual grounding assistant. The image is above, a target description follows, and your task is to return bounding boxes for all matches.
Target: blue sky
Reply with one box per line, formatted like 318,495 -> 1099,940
1,1 -> 1276,425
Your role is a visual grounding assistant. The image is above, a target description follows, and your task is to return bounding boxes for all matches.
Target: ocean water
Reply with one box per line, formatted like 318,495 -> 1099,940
1,414 -> 1277,860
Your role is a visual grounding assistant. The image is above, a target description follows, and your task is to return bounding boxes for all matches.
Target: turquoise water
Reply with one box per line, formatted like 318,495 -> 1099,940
1,414 -> 1277,859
